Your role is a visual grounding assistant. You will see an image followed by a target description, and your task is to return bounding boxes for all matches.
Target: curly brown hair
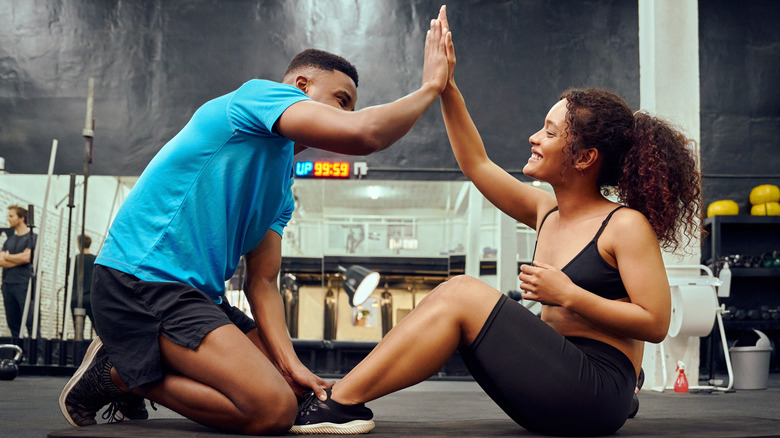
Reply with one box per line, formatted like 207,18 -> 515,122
559,88 -> 702,253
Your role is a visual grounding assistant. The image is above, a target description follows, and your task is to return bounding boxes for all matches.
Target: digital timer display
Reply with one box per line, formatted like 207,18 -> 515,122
294,161 -> 350,178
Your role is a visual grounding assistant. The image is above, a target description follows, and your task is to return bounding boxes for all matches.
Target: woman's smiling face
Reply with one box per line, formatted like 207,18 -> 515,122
523,99 -> 570,182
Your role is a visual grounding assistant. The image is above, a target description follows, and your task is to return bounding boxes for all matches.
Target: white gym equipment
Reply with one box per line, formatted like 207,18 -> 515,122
651,264 -> 734,392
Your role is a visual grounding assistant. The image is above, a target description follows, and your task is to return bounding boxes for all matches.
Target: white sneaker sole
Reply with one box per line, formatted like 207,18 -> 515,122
58,337 -> 104,427
289,419 -> 376,434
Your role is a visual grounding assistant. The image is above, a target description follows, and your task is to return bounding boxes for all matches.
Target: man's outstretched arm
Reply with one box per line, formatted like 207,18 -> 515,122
276,15 -> 451,156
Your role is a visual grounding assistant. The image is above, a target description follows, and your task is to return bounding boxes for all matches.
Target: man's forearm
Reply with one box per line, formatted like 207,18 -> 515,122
3,250 -> 31,265
357,82 -> 441,152
277,82 -> 441,157
248,280 -> 300,369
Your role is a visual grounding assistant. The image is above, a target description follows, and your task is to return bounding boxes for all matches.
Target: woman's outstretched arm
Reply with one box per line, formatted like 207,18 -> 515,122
439,8 -> 554,229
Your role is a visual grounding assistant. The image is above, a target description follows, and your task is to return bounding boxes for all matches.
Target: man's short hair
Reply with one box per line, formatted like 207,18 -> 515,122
8,205 -> 27,224
283,48 -> 359,87
78,234 -> 92,249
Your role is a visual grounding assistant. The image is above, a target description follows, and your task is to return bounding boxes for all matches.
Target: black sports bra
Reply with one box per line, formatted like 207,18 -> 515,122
532,206 -> 629,301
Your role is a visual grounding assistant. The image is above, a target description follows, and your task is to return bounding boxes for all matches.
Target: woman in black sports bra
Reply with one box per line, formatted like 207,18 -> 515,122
292,7 -> 702,437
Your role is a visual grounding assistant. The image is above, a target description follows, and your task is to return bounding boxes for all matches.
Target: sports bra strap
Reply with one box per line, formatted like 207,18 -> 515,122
537,205 -> 625,238
592,205 -> 625,241
537,206 -> 559,232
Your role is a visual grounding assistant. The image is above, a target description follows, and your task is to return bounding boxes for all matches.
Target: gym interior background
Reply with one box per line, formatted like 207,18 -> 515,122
0,0 -> 778,386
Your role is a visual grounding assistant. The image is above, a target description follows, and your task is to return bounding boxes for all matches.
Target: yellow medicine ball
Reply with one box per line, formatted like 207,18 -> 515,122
707,200 -> 739,217
749,184 -> 780,205
750,202 -> 780,216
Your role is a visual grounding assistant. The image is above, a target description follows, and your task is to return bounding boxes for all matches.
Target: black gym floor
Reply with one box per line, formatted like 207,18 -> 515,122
1,374 -> 778,437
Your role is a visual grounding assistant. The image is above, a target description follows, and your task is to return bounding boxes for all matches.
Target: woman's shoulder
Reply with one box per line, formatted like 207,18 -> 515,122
606,205 -> 658,242
609,204 -> 650,224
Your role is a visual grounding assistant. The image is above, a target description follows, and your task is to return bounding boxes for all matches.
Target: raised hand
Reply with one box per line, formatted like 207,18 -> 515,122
438,5 -> 456,84
421,7 -> 450,94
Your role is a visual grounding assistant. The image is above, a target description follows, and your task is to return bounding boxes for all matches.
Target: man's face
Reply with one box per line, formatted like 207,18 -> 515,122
304,70 -> 358,111
7,209 -> 22,228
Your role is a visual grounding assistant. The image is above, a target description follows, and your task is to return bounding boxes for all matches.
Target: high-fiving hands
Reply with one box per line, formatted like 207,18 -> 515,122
422,5 -> 453,94
438,6 -> 456,85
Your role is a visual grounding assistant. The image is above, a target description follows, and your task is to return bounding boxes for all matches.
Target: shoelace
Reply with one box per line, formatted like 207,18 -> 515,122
297,392 -> 320,417
102,402 -> 123,423
100,400 -> 158,423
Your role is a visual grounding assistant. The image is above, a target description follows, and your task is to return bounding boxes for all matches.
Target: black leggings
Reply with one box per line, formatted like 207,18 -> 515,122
459,295 -> 636,436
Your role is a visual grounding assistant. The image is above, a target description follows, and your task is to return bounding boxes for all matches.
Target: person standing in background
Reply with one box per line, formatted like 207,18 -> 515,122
71,234 -> 97,339
1,205 -> 38,338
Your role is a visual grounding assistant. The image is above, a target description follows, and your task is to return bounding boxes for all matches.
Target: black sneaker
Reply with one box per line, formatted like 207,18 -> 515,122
101,396 -> 156,423
290,389 -> 375,435
101,394 -> 154,423
90,339 -> 151,423
59,337 -> 125,427
115,394 -> 150,420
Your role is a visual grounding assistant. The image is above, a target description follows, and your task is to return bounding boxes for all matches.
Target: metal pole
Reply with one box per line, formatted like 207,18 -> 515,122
31,139 -> 58,339
60,174 -> 76,340
19,205 -> 35,339
63,203 -> 80,341
75,78 -> 95,341
52,210 -> 64,338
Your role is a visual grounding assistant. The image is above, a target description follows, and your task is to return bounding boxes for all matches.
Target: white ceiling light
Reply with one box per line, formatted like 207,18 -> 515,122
367,185 -> 381,200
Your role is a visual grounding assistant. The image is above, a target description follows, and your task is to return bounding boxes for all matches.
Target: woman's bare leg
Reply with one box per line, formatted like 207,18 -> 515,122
111,324 -> 297,435
332,275 -> 502,405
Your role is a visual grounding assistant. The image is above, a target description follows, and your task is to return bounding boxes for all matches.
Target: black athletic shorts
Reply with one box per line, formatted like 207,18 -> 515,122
91,265 -> 256,389
459,295 -> 637,436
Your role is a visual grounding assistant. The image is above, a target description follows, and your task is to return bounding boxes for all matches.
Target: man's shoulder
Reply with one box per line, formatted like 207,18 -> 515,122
239,78 -> 279,91
21,232 -> 36,248
237,79 -> 306,98
243,78 -> 282,87
7,231 -> 31,242
2,230 -> 35,253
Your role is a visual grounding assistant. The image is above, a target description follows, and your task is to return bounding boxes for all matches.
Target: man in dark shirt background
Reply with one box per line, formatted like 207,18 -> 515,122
71,234 -> 96,339
1,205 -> 37,338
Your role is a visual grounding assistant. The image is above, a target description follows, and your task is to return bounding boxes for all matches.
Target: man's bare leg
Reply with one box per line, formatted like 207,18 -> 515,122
112,324 -> 297,435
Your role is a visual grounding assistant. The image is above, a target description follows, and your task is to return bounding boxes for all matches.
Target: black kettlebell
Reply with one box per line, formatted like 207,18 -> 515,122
0,344 -> 23,381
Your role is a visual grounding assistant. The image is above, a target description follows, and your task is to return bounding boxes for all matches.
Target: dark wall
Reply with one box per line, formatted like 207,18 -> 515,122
699,1 -> 780,210
0,0 -> 638,178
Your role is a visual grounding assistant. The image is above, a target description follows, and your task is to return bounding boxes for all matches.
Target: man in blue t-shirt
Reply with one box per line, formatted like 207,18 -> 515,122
60,15 -> 452,435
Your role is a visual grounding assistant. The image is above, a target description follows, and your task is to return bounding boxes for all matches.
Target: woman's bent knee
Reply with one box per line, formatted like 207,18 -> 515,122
429,275 -> 499,305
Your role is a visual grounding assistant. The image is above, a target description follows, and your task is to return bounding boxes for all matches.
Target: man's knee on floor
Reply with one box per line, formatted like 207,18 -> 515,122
237,389 -> 298,435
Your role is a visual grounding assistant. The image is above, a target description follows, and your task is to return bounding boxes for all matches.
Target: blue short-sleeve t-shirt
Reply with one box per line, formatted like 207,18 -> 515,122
96,79 -> 308,299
